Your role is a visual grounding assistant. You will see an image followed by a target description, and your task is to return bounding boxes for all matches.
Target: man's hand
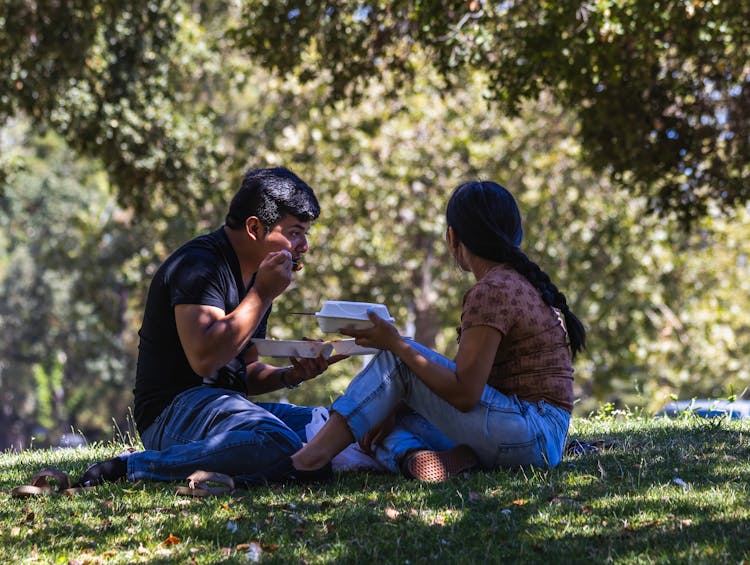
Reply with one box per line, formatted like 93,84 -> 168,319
285,352 -> 348,386
254,250 -> 293,301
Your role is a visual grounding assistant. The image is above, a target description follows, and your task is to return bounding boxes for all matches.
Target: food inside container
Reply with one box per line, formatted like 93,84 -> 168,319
315,301 -> 394,333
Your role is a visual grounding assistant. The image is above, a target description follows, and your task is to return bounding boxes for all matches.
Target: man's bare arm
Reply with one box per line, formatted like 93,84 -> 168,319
175,250 -> 292,377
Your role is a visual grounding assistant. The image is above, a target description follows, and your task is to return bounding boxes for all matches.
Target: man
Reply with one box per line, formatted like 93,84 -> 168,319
78,167 -> 343,487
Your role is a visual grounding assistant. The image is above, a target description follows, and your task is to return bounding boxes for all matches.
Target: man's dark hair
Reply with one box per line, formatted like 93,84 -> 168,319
225,167 -> 320,230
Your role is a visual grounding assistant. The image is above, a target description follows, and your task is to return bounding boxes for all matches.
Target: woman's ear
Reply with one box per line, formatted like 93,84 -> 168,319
446,226 -> 458,251
244,216 -> 264,240
447,226 -> 470,271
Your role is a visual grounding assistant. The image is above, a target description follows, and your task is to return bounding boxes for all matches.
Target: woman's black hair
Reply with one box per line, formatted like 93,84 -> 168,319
446,180 -> 586,357
225,167 -> 320,230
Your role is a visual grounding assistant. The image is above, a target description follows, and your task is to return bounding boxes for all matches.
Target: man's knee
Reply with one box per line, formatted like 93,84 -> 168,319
257,426 -> 304,456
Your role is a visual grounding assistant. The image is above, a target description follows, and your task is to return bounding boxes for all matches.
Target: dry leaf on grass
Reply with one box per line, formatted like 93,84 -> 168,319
385,507 -> 400,520
262,543 -> 280,551
163,533 -> 181,546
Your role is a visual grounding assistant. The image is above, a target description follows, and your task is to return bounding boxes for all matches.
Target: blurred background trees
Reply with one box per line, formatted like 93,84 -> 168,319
1,0 -> 748,449
235,0 -> 750,224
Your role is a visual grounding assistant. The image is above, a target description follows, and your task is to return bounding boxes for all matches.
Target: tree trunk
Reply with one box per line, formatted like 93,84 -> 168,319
411,243 -> 440,349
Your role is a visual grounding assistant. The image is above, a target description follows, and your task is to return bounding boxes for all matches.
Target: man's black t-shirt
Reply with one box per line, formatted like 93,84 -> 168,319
133,228 -> 270,434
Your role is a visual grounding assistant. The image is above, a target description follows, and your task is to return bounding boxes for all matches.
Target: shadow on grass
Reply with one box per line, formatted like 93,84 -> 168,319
2,419 -> 749,563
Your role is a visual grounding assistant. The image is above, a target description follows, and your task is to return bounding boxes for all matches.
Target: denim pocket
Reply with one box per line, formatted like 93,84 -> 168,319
494,434 -> 546,468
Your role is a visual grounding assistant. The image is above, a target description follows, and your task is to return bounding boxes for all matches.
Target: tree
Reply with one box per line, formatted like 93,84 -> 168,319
4,2 -> 747,223
1,123 -> 132,448
232,0 -> 750,224
3,2 -> 750,450
0,0 -> 228,216
219,61 -> 750,414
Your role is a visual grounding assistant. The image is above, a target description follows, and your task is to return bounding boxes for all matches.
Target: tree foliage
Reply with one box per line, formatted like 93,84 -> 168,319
3,1 -> 749,223
0,0 -> 227,216
233,0 -> 750,224
0,124 -> 136,448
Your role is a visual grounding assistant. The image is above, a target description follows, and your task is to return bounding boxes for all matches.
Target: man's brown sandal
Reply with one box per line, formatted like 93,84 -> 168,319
11,468 -> 94,497
175,470 -> 235,497
401,445 -> 479,483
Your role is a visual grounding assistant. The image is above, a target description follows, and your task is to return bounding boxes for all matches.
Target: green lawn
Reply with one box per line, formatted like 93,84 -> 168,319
2,413 -> 749,564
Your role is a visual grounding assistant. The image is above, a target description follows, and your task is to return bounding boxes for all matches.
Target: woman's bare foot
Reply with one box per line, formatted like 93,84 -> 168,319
292,411 -> 355,471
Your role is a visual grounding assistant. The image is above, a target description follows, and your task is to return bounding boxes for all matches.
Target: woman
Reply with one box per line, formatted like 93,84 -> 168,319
292,180 -> 586,481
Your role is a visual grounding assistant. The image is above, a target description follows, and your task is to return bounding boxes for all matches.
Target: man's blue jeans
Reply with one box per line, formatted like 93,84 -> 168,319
127,387 -> 314,484
332,342 -> 571,469
372,411 -> 456,473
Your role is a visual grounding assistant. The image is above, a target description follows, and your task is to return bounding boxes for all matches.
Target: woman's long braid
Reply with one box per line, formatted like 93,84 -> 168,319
506,246 -> 586,357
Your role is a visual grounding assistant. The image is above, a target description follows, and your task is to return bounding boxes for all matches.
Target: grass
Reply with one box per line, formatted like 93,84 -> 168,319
2,412 -> 750,564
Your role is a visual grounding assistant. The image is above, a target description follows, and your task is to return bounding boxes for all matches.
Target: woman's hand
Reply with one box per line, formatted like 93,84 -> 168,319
341,310 -> 402,351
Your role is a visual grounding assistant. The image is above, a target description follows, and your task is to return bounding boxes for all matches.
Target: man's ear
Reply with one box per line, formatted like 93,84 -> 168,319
244,216 -> 265,241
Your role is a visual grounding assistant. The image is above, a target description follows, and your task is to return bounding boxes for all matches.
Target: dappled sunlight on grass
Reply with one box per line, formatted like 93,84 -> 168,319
2,416 -> 750,562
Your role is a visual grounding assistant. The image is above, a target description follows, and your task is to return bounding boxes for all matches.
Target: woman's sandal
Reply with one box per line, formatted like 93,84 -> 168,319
11,468 -> 94,497
175,470 -> 235,497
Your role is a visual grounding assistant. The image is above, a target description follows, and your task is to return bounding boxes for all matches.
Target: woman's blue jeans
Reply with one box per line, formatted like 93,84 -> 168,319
127,387 -> 314,484
332,342 -> 571,469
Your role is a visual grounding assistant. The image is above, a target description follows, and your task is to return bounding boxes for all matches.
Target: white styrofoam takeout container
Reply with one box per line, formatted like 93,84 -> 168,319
314,301 -> 394,333
252,339 -> 334,359
253,338 -> 378,358
329,339 -> 379,356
